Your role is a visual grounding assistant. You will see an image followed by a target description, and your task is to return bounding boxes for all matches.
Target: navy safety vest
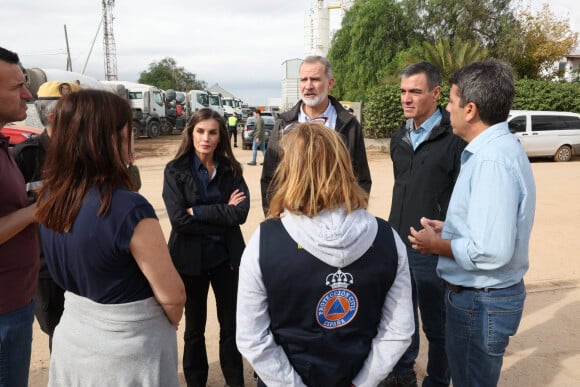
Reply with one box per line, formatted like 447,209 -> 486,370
258,217 -> 398,387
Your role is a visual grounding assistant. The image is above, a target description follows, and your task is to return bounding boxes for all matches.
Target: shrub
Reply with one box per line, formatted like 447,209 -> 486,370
362,80 -> 580,138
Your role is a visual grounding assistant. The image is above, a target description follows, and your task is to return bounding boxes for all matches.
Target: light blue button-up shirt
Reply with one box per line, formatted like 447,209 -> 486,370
408,109 -> 442,150
299,101 -> 338,130
437,122 -> 536,289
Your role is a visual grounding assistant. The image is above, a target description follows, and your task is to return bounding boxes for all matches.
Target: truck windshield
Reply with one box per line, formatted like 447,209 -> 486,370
209,95 -> 220,106
153,91 -> 164,106
197,94 -> 209,106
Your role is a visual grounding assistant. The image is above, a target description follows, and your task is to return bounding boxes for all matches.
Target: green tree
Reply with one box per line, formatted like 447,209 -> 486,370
510,5 -> 578,80
328,0 -> 415,100
138,57 -> 206,91
402,0 -> 516,56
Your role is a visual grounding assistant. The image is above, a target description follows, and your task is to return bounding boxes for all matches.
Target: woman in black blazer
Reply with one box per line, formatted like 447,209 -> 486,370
163,108 -> 249,387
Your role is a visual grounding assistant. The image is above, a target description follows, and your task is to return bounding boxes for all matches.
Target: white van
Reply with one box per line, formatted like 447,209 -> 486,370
507,110 -> 580,162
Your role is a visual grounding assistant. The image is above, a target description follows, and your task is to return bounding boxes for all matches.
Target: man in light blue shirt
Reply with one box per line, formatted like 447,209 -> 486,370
408,59 -> 536,387
408,108 -> 441,151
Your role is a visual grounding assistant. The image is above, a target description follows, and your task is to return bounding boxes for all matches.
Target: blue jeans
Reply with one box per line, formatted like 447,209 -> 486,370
251,139 -> 266,163
445,280 -> 525,387
0,301 -> 34,387
394,248 -> 449,387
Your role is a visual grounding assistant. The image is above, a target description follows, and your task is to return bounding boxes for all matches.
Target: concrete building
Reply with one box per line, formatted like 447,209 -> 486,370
556,51 -> 580,82
281,59 -> 302,111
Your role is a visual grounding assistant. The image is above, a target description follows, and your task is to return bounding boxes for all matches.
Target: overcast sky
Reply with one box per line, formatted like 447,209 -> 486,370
1,0 -> 578,106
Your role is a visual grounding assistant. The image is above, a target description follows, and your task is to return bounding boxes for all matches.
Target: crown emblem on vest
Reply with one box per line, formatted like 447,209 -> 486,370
325,268 -> 354,289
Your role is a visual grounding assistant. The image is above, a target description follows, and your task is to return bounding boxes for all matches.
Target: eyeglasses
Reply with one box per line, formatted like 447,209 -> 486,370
282,117 -> 328,135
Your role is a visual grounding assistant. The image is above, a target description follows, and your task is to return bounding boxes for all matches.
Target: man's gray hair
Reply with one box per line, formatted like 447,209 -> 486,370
301,56 -> 333,78
34,99 -> 58,127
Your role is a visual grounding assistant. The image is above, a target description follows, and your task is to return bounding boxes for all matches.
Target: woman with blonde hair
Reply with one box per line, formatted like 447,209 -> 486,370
236,122 -> 414,387
36,89 -> 185,386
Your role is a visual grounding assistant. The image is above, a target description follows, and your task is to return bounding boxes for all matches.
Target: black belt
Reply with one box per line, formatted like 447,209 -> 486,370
444,281 -> 499,293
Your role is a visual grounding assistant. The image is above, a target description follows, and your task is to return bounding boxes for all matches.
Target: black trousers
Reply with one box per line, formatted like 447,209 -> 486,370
181,261 -> 244,387
34,276 -> 65,352
229,126 -> 238,146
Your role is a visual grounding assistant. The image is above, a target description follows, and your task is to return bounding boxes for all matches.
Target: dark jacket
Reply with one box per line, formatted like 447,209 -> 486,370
12,130 -> 49,184
162,153 -> 250,275
388,107 -> 466,248
12,131 -> 51,278
260,96 -> 372,215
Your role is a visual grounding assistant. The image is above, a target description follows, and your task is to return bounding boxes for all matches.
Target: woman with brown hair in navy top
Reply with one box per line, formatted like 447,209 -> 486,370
36,89 -> 185,386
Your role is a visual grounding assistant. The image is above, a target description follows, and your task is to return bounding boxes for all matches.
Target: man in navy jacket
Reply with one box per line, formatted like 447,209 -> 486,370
384,62 -> 465,387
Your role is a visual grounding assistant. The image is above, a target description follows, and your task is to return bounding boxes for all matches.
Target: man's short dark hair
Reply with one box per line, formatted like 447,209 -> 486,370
401,62 -> 442,91
449,59 -> 514,125
0,46 -> 20,64
254,109 -> 262,116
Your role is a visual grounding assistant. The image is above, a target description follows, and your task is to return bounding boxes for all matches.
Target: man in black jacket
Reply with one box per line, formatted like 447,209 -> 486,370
383,62 -> 466,387
260,55 -> 371,215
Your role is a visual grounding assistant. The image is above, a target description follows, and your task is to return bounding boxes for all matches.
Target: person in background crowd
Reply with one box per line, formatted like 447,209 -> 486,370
228,112 -> 239,148
163,108 -> 249,387
0,45 -> 39,387
408,59 -> 536,387
247,109 -> 266,166
237,122 -> 414,387
383,62 -> 465,387
260,55 -> 371,215
36,89 -> 185,386
12,80 -> 81,352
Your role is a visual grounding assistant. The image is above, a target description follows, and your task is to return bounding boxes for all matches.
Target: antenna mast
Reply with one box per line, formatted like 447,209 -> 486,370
102,0 -> 118,80
64,24 -> 73,71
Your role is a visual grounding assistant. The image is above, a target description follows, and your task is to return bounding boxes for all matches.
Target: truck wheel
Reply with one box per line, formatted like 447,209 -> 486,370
554,145 -> 572,162
133,120 -> 142,140
160,122 -> 171,135
147,121 -> 160,138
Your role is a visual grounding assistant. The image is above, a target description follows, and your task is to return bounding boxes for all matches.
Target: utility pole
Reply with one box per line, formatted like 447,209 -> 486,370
64,24 -> 73,71
102,0 -> 118,80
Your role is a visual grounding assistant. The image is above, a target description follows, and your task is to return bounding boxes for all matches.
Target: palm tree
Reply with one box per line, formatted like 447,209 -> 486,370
416,37 -> 488,81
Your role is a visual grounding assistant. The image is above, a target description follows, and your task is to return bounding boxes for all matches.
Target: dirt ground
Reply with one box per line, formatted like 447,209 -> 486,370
29,134 -> 580,386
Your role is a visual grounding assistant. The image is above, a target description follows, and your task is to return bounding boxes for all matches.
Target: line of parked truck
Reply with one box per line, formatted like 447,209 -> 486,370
23,67 -> 247,139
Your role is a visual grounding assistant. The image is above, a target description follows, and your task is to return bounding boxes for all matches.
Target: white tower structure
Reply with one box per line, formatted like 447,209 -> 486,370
304,0 -> 354,57
304,0 -> 330,57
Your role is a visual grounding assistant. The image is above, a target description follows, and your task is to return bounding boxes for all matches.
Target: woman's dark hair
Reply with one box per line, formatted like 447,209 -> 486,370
36,89 -> 134,231
174,108 -> 242,179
